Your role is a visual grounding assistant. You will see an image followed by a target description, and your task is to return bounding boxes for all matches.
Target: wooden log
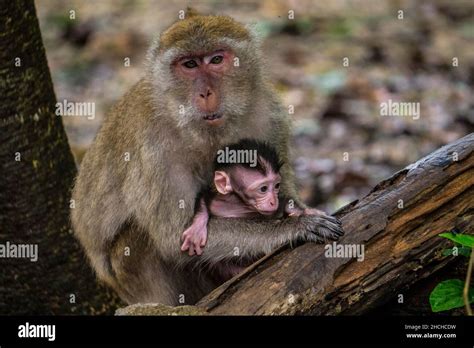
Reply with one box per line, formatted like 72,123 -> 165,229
195,133 -> 474,315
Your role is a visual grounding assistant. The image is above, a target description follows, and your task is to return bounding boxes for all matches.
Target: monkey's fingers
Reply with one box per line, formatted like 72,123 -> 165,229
325,215 -> 343,226
285,206 -> 302,216
180,239 -> 190,252
310,217 -> 344,240
326,219 -> 345,236
194,243 -> 203,256
200,235 -> 207,247
317,227 -> 341,241
304,209 -> 342,227
320,224 -> 344,239
181,230 -> 190,241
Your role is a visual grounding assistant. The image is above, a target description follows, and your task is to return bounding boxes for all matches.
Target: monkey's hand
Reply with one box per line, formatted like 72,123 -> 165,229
181,222 -> 208,256
296,214 -> 344,243
285,204 -> 304,217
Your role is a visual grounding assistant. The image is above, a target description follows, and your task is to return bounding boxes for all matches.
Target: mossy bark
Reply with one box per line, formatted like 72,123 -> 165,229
0,0 -> 122,314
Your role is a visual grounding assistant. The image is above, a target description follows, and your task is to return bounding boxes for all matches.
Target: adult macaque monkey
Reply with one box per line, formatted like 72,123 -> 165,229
71,10 -> 343,305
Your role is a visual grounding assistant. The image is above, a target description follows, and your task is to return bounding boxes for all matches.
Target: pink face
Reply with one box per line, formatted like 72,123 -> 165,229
229,166 -> 281,215
173,49 -> 235,126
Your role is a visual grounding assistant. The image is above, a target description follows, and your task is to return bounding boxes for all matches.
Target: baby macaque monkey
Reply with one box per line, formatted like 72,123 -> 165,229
181,139 -> 325,256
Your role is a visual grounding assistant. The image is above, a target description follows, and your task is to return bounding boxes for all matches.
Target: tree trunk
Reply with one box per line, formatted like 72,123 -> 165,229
0,0 -> 121,314
118,133 -> 473,315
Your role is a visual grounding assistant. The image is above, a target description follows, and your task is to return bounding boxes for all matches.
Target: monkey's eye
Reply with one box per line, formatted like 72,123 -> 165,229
275,183 -> 280,190
259,186 -> 268,193
210,55 -> 223,64
183,60 -> 198,69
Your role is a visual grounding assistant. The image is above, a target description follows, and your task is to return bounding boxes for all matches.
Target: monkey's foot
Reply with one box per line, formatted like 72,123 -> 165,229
181,225 -> 208,256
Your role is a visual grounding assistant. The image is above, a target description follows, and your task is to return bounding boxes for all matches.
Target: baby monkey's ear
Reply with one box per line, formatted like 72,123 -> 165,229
214,171 -> 233,195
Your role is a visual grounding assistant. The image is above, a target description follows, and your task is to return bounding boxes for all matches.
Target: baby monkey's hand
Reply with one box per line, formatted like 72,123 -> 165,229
181,198 -> 209,256
181,224 -> 208,256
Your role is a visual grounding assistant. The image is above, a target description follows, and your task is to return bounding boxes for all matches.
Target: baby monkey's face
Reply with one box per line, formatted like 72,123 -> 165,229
225,165 -> 281,215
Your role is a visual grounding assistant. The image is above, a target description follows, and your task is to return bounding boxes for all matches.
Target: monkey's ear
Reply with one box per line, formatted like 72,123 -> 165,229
214,171 -> 232,195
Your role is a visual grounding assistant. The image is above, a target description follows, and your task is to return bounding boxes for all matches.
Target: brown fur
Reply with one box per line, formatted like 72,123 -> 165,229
160,14 -> 250,52
71,14 -> 343,306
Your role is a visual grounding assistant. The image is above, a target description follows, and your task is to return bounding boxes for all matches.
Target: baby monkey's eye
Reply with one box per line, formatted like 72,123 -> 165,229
183,60 -> 198,68
260,186 -> 268,193
210,55 -> 223,64
275,183 -> 280,190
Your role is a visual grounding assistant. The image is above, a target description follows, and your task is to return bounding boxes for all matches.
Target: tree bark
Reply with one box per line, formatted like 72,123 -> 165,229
0,0 -> 121,314
118,133 -> 473,315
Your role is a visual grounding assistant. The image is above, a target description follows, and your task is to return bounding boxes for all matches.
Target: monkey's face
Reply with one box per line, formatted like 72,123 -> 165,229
231,167 -> 281,215
172,49 -> 235,127
147,15 -> 259,132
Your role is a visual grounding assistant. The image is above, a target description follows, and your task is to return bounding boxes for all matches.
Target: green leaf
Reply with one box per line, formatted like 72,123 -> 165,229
442,246 -> 472,257
459,247 -> 472,257
442,248 -> 452,256
439,233 -> 474,248
429,279 -> 474,312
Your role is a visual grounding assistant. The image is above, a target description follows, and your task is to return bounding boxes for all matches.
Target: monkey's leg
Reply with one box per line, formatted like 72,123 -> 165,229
109,223 -> 217,305
108,225 -> 177,305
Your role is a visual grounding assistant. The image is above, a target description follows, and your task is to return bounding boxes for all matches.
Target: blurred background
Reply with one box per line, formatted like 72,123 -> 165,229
36,0 -> 473,213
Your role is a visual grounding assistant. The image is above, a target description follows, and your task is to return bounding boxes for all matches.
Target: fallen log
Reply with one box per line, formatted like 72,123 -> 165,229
118,133 -> 474,315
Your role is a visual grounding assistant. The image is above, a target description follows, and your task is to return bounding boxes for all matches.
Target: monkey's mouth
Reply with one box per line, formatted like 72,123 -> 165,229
203,113 -> 223,125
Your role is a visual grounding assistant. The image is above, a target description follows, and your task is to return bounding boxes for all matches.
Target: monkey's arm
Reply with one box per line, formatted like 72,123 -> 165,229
198,214 -> 343,265
284,200 -> 326,217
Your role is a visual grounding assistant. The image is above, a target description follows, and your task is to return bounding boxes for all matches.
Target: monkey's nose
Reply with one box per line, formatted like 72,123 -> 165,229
199,89 -> 212,99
